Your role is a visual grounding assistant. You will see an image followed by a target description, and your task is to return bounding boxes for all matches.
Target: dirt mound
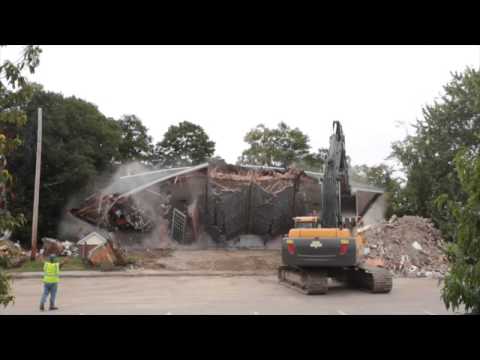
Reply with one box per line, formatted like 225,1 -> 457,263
130,249 -> 281,272
358,215 -> 448,278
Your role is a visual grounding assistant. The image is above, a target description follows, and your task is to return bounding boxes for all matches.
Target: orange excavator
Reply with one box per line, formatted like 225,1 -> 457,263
278,121 -> 392,294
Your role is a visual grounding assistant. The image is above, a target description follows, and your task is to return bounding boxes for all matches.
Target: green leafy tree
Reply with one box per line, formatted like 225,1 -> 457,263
390,67 -> 480,236
438,146 -> 480,314
239,122 -> 311,168
9,89 -> 122,245
297,148 -> 328,172
154,121 -> 215,166
0,45 -> 42,307
117,114 -> 154,163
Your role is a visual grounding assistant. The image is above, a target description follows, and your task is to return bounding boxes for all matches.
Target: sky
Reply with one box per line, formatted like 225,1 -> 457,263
2,45 -> 480,167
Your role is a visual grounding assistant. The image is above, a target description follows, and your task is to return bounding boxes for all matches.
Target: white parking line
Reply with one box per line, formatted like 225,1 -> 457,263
337,310 -> 348,315
423,310 -> 436,315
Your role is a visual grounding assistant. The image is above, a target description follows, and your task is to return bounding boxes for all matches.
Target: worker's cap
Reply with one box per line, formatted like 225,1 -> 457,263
48,254 -> 57,261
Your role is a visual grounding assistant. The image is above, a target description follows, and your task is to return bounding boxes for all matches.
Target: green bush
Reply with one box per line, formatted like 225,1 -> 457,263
0,270 -> 14,307
439,148 -> 480,314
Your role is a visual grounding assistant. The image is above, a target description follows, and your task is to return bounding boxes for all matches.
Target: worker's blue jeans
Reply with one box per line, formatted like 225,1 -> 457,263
40,283 -> 58,307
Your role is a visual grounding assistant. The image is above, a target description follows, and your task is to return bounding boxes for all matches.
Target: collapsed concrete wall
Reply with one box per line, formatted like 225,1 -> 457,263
70,162 -> 323,247
205,164 -> 318,242
360,193 -> 386,226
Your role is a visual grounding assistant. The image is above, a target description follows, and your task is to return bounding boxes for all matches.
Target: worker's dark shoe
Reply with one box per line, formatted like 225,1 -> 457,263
49,306 -> 59,311
40,304 -> 45,311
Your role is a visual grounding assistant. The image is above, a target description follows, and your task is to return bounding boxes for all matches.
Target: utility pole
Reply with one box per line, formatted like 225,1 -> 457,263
30,108 -> 42,260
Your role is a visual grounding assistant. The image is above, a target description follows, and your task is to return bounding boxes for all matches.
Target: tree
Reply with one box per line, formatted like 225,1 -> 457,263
438,147 -> 480,314
297,148 -> 328,172
9,89 -> 122,245
1,45 -> 42,307
154,121 -> 215,166
117,114 -> 154,163
239,122 -> 311,168
389,67 -> 480,313
390,67 -> 480,237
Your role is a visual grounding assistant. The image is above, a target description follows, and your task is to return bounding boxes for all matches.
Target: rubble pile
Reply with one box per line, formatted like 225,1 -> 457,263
40,233 -> 129,268
41,237 -> 65,257
359,215 -> 448,278
70,193 -> 154,232
0,238 -> 29,268
60,241 -> 80,257
40,238 -> 81,257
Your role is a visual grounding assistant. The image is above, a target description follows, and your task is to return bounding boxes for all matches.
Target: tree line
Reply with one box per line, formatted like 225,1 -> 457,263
1,46 -> 479,312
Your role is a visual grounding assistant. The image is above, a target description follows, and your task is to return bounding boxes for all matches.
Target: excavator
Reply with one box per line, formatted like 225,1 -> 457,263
278,121 -> 393,294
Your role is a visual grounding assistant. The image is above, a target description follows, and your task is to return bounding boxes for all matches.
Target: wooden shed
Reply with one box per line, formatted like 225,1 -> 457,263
77,232 -> 107,259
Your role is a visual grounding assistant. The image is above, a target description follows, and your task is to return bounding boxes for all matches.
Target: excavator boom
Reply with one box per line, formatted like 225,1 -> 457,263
321,121 -> 351,228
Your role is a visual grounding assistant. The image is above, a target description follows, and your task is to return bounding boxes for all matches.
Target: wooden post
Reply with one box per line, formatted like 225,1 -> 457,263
30,108 -> 42,260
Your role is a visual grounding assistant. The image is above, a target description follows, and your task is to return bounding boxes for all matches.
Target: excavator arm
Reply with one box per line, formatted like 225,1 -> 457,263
321,121 -> 351,228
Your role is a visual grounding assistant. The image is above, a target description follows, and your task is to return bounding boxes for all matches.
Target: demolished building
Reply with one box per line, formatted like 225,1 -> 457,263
70,161 -> 386,248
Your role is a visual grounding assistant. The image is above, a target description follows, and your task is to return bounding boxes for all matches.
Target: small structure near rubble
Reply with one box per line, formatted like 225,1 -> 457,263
77,232 -> 107,259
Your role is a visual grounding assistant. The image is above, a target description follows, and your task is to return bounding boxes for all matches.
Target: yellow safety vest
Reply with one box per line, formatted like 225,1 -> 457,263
43,262 -> 60,283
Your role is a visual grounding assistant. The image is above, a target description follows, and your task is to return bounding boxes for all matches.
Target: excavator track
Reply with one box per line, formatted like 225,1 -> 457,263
278,266 -> 328,295
346,266 -> 393,293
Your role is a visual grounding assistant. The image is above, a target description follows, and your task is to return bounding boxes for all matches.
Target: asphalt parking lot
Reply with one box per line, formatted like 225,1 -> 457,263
0,275 -> 459,315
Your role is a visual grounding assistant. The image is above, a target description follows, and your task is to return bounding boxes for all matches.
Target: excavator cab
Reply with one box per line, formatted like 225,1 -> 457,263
293,216 -> 319,229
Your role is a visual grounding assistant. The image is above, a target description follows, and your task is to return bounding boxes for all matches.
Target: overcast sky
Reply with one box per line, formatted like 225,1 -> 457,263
2,45 -> 480,167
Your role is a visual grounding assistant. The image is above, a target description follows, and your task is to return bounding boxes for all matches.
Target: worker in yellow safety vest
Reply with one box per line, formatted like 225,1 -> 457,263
40,254 -> 61,311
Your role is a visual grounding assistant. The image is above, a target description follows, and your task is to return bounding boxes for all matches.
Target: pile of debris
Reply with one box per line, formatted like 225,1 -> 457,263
358,215 -> 448,278
41,238 -> 80,257
70,193 -> 154,233
41,233 -> 130,269
0,238 -> 28,268
61,241 -> 79,257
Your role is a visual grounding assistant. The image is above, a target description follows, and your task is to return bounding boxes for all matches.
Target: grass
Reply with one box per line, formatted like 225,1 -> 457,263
9,257 -> 91,272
